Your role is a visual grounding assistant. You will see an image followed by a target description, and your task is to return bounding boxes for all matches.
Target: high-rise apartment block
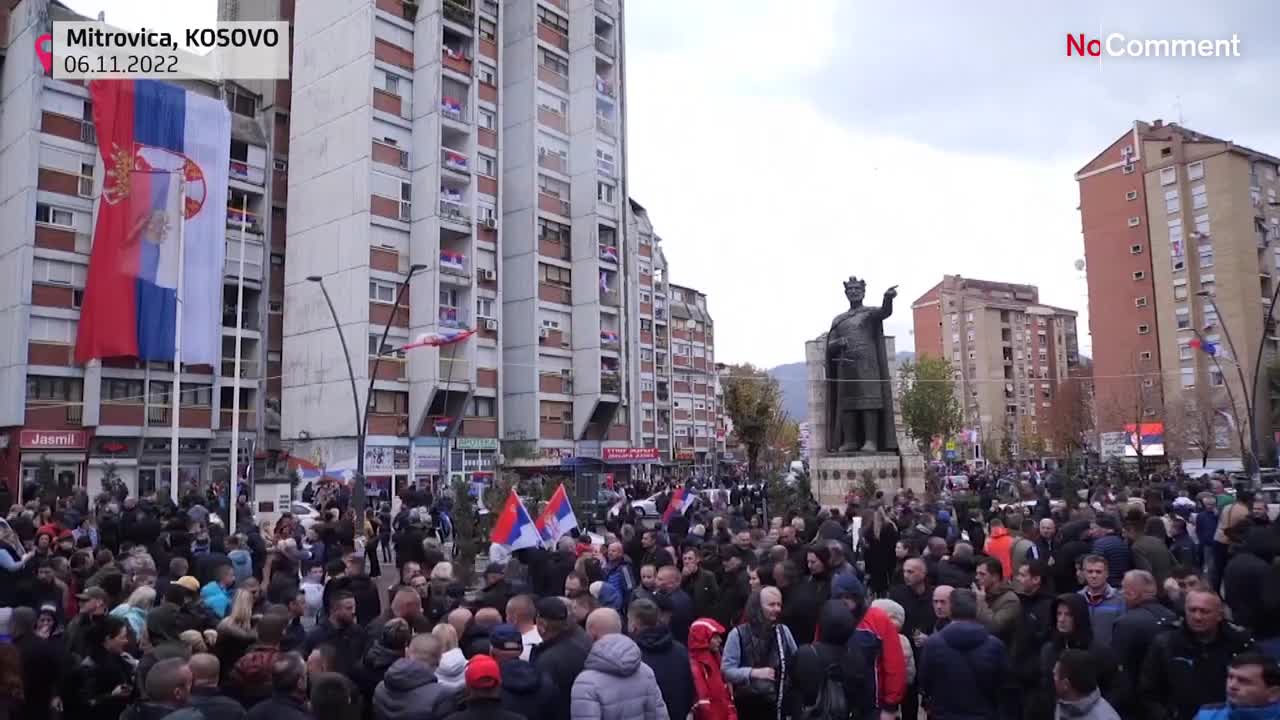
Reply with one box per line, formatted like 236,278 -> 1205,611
1078,120 -> 1280,464
0,0 -> 292,498
912,276 -> 1079,457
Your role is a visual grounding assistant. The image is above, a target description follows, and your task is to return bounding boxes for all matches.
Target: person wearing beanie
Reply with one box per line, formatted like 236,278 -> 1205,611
444,655 -> 524,720
489,624 -> 557,720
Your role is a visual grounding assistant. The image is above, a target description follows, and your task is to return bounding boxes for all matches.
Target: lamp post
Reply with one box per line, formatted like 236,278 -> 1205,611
1195,290 -> 1259,482
1182,324 -> 1251,474
308,263 -> 429,519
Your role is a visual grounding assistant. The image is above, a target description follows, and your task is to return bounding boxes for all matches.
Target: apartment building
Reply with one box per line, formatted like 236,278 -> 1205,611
0,0 -> 289,500
912,276 -> 1079,457
1078,120 -> 1280,465
1141,124 -> 1280,465
667,283 -> 723,467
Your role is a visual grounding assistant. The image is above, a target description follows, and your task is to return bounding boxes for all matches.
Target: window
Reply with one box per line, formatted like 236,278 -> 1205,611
26,376 -> 82,401
478,108 -> 496,130
35,203 -> 74,227
537,6 -> 568,34
640,292 -> 651,304
32,259 -> 86,286
1128,216 -> 1141,227
1175,307 -> 1190,329
1139,351 -> 1153,361
1181,368 -> 1195,388
540,318 -> 561,330
1172,258 -> 1186,272
1194,214 -> 1211,236
1137,324 -> 1150,335
1191,183 -> 1207,209
1205,307 -> 1219,326
1210,368 -> 1225,387
539,263 -> 571,286
641,348 -> 653,361
1132,270 -> 1145,280
226,90 -> 256,117
1199,246 -> 1214,269
477,62 -> 497,86
439,288 -> 459,308
1200,276 -> 1216,296
78,162 -> 93,197
267,351 -> 282,363
29,316 -> 74,344
539,218 -> 570,243
1165,188 -> 1179,214
469,396 -> 496,417
538,47 -> 569,76
477,154 -> 496,177
479,18 -> 496,42
1179,343 -> 1193,361
597,182 -> 616,205
1174,282 -> 1188,301
1187,161 -> 1204,181
476,298 -> 494,318
369,280 -> 396,303
1160,167 -> 1177,186
103,379 -> 144,402
384,73 -> 399,95
1122,164 -> 1135,174
371,390 -> 407,414
1135,296 -> 1148,308
477,203 -> 496,223
538,89 -> 567,115
1126,190 -> 1138,201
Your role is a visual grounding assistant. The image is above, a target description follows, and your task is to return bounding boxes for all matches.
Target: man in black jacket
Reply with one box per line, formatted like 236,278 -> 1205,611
1013,560 -> 1056,713
188,653 -> 247,720
628,599 -> 694,720
321,553 -> 382,627
529,597 -> 591,720
1140,589 -> 1254,720
303,591 -> 367,677
490,624 -> 557,720
1112,569 -> 1176,702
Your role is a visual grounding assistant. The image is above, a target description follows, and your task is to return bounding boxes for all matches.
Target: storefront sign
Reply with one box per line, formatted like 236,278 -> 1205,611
674,448 -> 696,461
540,448 -> 573,463
92,438 -> 138,457
20,430 -> 86,450
364,445 -> 409,473
412,445 -> 441,474
602,447 -> 660,462
455,438 -> 498,451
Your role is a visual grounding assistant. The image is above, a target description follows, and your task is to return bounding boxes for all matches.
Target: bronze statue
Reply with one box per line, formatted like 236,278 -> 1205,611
826,277 -> 899,453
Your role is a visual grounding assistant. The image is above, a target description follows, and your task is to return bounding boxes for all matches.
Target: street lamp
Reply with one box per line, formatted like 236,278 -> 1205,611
1195,290 -> 1259,481
308,262 -> 430,519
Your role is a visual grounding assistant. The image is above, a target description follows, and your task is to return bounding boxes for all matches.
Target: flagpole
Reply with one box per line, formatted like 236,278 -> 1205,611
229,195 -> 248,532
170,180 -> 186,506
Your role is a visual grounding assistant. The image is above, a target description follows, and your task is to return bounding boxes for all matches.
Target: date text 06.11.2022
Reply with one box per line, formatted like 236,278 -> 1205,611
62,55 -> 180,75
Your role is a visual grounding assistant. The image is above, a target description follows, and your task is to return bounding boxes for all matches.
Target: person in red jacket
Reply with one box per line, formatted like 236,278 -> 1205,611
689,616 -> 737,720
832,573 -> 907,719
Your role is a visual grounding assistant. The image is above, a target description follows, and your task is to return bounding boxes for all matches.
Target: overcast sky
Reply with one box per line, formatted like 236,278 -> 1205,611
64,0 -> 1280,369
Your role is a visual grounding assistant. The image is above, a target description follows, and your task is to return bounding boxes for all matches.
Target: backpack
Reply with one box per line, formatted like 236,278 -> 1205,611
798,646 -> 850,720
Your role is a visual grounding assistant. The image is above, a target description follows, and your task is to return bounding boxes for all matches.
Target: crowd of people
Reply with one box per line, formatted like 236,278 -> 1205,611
2,468 -> 1280,720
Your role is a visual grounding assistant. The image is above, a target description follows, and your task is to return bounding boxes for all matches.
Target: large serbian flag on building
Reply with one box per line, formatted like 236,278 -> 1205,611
75,79 -> 231,365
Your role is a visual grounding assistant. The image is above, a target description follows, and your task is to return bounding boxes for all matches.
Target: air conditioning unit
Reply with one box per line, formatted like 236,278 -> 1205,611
483,318 -> 498,331
482,218 -> 497,230
481,268 -> 496,281
539,327 -> 550,338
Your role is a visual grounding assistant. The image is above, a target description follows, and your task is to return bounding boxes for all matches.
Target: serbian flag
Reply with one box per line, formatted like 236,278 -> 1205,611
490,490 -> 542,550
662,487 -> 695,525
75,80 -> 231,365
535,484 -> 579,542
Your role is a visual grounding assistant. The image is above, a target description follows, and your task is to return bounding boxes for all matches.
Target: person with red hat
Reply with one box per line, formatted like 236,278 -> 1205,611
443,655 -> 524,720
688,617 -> 737,720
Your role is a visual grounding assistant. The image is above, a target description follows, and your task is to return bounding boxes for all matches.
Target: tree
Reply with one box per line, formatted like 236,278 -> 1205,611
898,357 -> 963,456
722,363 -> 785,482
1047,378 -> 1092,457
1165,396 -> 1216,469
451,477 -> 480,584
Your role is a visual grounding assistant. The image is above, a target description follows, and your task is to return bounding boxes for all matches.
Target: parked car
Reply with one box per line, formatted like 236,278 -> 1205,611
290,501 -> 322,530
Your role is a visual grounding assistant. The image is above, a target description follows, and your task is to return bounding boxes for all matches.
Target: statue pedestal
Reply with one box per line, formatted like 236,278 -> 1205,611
812,454 -> 902,507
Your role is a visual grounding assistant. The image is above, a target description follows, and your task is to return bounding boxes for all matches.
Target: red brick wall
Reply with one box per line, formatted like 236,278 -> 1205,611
370,247 -> 399,273
41,112 -> 81,142
370,195 -> 401,220
374,38 -> 413,70
478,176 -> 498,196
28,342 -> 74,366
31,284 -> 76,308
479,129 -> 497,150
911,283 -> 944,359
477,369 -> 497,388
479,39 -> 497,60
370,302 -> 409,328
38,168 -> 80,195
35,226 -> 77,252
538,108 -> 566,133
537,24 -> 568,51
460,418 -> 497,437
372,89 -> 402,116
538,284 -> 570,304
372,141 -> 403,167
100,402 -> 144,425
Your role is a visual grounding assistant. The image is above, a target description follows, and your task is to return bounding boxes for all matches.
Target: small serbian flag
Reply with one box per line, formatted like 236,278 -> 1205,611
76,79 -> 231,365
397,328 -> 475,352
490,490 -> 542,550
662,487 -> 695,525
535,484 -> 579,543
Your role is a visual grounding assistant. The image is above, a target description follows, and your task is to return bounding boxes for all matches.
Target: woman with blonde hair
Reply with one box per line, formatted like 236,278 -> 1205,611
431,622 -> 459,652
214,588 -> 258,679
110,585 -> 156,641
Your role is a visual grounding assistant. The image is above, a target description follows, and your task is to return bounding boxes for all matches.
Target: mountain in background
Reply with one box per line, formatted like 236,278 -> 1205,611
769,352 -> 915,423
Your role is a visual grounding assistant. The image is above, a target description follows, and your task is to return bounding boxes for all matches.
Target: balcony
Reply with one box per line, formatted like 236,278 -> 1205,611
229,160 -> 266,185
25,402 -> 83,428
595,0 -> 614,17
595,75 -> 616,99
440,354 -> 470,380
442,148 -> 470,174
538,149 -> 568,174
222,309 -> 260,331
442,47 -> 472,76
538,191 -> 570,217
595,35 -> 615,58
440,198 -> 471,226
601,330 -> 620,350
601,372 -> 621,395
595,115 -> 615,138
443,0 -> 474,26
599,244 -> 619,264
81,123 -> 96,145
441,97 -> 468,123
538,65 -> 569,92
226,206 -> 262,234
439,306 -> 469,329
440,250 -> 469,276
218,409 -> 257,431
221,359 -> 260,378
601,290 -> 621,307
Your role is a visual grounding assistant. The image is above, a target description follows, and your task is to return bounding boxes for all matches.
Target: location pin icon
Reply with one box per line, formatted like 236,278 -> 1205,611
35,33 -> 52,75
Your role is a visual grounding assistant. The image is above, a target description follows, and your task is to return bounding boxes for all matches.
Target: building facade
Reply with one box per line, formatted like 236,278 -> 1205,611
0,0 -> 290,499
912,275 -> 1079,458
1079,119 -> 1280,466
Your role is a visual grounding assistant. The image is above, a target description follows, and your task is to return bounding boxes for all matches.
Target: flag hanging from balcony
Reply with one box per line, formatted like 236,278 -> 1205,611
75,79 -> 231,365
397,329 -> 475,352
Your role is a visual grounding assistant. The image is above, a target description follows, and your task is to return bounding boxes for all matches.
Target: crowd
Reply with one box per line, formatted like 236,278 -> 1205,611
2,469 -> 1280,720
